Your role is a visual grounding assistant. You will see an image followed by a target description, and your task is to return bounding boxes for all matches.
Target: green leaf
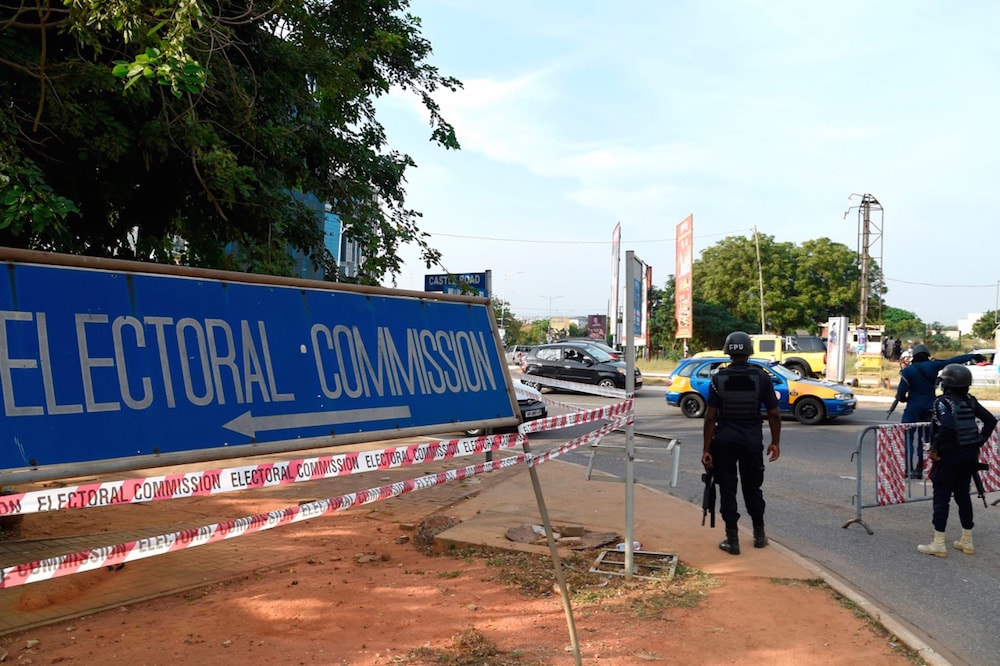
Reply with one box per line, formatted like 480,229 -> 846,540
147,20 -> 169,37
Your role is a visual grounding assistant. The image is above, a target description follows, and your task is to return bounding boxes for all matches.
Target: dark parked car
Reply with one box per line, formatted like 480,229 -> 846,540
521,342 -> 642,390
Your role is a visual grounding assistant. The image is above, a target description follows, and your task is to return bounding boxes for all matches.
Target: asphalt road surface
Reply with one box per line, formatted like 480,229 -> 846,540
530,386 -> 999,666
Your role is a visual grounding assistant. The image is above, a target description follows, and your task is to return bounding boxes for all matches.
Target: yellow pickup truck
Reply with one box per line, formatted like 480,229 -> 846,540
693,334 -> 826,378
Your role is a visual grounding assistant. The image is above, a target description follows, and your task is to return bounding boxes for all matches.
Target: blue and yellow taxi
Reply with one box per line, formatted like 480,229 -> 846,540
665,357 -> 856,425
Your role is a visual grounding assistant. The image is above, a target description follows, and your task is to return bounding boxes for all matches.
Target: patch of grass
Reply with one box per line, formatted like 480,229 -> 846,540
771,577 -> 827,588
443,548 -> 718,621
620,567 -> 719,619
438,570 -> 462,579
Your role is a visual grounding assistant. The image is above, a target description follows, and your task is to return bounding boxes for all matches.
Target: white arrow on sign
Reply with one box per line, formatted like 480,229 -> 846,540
223,405 -> 413,438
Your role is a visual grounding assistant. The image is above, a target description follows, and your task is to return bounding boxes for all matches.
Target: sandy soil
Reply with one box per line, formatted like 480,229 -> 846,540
0,491 -> 917,665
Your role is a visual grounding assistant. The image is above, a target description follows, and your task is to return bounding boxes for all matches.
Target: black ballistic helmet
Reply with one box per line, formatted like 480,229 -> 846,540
912,343 -> 931,359
724,331 -> 753,356
938,363 -> 972,389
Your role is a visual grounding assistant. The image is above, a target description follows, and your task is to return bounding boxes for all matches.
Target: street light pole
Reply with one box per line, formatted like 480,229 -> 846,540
502,270 -> 523,343
540,294 -> 562,341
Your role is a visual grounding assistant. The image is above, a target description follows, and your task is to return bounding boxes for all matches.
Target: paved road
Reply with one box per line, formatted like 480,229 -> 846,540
532,387 -> 999,666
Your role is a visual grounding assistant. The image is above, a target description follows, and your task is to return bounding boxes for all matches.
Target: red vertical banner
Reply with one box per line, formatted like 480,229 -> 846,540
675,215 -> 693,339
609,222 -> 621,347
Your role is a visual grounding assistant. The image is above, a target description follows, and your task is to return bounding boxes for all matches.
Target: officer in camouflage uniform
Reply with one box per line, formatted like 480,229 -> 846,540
917,363 -> 997,557
701,331 -> 781,555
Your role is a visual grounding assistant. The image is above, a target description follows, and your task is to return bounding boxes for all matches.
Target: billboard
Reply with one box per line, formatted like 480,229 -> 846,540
674,215 -> 693,339
587,314 -> 607,341
0,250 -> 517,477
609,222 -> 621,346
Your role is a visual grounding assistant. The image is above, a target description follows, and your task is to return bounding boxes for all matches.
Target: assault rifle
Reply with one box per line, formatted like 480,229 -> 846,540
974,463 -> 989,508
701,471 -> 717,528
886,399 -> 899,419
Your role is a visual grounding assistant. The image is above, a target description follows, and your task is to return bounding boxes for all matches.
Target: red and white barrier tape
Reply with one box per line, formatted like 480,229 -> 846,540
0,453 -> 528,589
0,378 -> 641,589
0,431 -> 526,517
526,414 -> 633,467
518,399 -> 632,434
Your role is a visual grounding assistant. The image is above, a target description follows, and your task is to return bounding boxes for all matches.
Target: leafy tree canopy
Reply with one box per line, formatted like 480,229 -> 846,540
1,0 -> 459,281
880,306 -> 925,341
650,277 -> 758,356
693,234 -> 864,334
970,311 -> 999,342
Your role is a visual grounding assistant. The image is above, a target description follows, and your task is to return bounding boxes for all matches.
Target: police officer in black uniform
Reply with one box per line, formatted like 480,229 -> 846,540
894,344 -> 980,478
917,363 -> 997,557
701,331 -> 781,555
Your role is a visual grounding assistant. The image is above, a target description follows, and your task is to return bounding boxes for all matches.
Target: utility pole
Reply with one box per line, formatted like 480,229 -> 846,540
753,226 -> 766,333
845,194 -> 884,326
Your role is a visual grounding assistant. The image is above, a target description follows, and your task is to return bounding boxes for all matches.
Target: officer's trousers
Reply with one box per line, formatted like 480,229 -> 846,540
929,446 -> 979,532
711,436 -> 766,529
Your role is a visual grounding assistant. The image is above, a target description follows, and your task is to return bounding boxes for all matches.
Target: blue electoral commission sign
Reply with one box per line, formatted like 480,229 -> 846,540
0,255 -> 516,472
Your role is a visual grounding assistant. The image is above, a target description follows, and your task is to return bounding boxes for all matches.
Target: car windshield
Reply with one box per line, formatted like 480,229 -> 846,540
579,345 -> 614,362
789,336 -> 826,352
767,363 -> 800,380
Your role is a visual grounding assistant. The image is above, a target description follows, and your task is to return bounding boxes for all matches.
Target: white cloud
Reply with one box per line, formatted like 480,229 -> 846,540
376,1 -> 1000,326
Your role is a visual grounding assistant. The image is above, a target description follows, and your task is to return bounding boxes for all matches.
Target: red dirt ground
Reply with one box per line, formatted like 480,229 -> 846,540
0,498 -> 917,665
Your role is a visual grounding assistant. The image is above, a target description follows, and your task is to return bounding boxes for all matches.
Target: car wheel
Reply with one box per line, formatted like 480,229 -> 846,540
464,427 -> 484,436
679,393 -> 706,418
598,378 -> 617,389
784,362 -> 808,378
793,397 -> 825,425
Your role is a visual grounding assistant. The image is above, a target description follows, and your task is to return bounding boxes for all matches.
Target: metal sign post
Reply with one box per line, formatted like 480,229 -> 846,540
623,250 -> 644,579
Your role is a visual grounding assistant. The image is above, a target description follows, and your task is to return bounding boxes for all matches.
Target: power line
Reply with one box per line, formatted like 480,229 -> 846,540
885,276 -> 997,289
428,228 -> 750,244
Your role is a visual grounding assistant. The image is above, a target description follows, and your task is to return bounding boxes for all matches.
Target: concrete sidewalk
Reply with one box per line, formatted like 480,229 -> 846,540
0,446 -> 948,664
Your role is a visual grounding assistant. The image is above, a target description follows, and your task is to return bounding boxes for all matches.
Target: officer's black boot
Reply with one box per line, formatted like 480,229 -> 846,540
752,521 -> 768,548
719,528 -> 740,555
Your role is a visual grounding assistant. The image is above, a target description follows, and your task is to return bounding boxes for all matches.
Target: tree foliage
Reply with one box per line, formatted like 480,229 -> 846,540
650,276 -> 758,356
970,311 -> 999,341
0,0 -> 459,281
881,306 -> 926,341
693,234 -> 865,334
924,323 -> 962,353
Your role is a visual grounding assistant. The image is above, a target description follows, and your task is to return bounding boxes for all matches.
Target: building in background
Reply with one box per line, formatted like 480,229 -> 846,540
286,193 -> 362,281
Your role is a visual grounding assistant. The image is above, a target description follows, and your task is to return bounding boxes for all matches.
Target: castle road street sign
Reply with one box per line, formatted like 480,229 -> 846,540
423,272 -> 491,298
0,250 -> 517,477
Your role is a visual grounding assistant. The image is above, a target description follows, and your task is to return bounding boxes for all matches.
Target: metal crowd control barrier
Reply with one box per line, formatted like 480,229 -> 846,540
844,422 -> 1000,534
583,430 -> 681,488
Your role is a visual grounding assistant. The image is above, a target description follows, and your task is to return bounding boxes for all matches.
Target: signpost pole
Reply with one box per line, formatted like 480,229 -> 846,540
624,251 -> 641,579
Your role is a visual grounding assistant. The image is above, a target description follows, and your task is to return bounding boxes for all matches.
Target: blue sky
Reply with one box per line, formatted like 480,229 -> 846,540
377,1 -> 1000,332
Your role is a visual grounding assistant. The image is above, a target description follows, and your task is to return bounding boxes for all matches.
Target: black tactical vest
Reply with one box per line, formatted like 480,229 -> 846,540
939,395 -> 980,447
716,366 -> 763,421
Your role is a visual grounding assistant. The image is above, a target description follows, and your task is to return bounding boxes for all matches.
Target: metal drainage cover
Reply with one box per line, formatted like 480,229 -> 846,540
590,549 -> 679,580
